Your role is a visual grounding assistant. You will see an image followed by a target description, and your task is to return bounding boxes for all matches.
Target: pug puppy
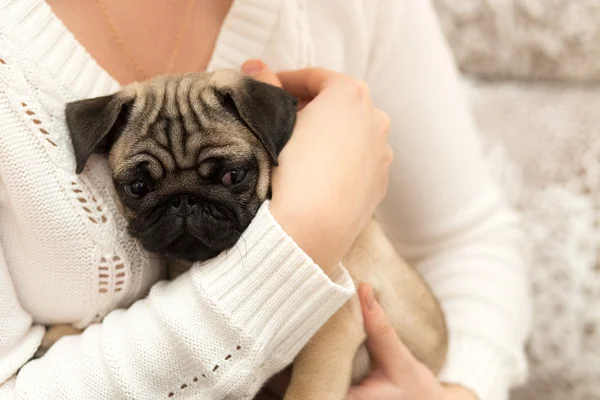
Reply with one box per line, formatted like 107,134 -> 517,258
48,70 -> 447,400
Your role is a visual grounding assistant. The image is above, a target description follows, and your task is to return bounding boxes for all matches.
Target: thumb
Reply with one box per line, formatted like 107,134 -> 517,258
241,59 -> 283,88
358,283 -> 419,380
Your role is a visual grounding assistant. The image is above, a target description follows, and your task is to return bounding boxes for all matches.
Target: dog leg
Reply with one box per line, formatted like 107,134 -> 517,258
283,296 -> 365,400
283,218 -> 448,399
343,219 -> 449,375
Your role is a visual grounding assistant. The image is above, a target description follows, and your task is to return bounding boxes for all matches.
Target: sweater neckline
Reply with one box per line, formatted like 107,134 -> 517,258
1,0 -> 283,98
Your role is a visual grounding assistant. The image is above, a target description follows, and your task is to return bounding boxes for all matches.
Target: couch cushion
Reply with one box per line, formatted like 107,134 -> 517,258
434,0 -> 600,81
466,78 -> 600,399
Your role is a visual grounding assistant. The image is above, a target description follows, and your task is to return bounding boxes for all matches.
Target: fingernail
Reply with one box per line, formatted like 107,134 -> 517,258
242,59 -> 264,76
365,286 -> 376,311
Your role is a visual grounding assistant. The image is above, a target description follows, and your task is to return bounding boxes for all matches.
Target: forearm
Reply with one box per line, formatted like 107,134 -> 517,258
7,203 -> 354,399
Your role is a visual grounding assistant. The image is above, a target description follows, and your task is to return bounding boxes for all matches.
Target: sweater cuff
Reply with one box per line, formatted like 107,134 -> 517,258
192,201 -> 356,363
438,333 -> 526,400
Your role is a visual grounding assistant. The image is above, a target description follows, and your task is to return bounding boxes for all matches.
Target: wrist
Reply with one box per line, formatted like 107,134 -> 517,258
269,199 -> 341,274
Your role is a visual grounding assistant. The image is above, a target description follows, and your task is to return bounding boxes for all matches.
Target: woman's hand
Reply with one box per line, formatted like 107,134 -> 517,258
349,283 -> 479,400
241,60 -> 392,274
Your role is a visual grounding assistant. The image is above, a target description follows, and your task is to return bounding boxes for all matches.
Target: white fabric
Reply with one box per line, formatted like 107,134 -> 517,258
0,0 -> 530,399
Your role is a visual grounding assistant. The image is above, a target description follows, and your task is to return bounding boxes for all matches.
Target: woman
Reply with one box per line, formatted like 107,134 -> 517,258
0,0 -> 530,399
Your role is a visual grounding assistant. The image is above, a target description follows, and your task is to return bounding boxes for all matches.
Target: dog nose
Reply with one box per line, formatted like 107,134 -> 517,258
169,195 -> 199,213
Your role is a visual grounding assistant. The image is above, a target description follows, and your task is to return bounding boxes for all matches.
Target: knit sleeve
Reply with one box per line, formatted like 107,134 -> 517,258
365,1 -> 531,399
0,241 -> 45,399
0,201 -> 354,399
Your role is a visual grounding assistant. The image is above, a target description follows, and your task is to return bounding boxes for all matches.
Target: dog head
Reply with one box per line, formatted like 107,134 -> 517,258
66,70 -> 297,261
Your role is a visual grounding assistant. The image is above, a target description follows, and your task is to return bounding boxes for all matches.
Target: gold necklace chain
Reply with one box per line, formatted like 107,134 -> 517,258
96,0 -> 197,81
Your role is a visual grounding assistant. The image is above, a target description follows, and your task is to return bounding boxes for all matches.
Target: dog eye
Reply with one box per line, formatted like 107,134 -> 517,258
124,179 -> 153,199
221,169 -> 247,186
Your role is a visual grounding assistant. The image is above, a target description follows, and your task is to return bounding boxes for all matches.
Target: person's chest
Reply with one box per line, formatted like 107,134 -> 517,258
0,0 -> 377,327
45,0 -> 234,85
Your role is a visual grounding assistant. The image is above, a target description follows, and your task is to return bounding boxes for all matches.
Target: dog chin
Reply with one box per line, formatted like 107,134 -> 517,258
137,228 -> 242,262
129,209 -> 251,262
160,234 -> 222,262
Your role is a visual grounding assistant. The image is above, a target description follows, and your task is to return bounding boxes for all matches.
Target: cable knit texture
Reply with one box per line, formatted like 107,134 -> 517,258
0,0 -> 529,399
433,0 -> 600,82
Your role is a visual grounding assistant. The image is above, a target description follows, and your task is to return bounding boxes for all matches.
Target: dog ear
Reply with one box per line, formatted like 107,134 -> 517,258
218,78 -> 298,164
66,93 -> 132,174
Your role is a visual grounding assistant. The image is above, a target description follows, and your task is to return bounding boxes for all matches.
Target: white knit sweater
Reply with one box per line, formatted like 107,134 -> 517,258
0,0 -> 530,399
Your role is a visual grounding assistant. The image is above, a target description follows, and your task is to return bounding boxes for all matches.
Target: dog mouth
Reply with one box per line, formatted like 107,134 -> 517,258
130,215 -> 244,262
160,233 -> 222,262
127,196 -> 258,262
165,233 -> 198,253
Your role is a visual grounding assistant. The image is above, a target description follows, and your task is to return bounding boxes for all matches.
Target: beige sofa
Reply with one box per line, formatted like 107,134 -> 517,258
433,1 -> 600,399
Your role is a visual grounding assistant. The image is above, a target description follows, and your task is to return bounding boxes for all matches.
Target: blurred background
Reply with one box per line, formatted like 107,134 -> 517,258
433,1 -> 600,399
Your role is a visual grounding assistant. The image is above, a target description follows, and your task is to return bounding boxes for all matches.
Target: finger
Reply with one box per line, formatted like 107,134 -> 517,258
241,59 -> 282,88
277,67 -> 336,99
346,384 -> 378,400
347,381 -> 404,400
358,283 -> 419,379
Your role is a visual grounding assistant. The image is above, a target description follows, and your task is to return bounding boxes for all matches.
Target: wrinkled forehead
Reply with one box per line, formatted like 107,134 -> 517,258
110,71 -> 263,180
127,70 -> 241,119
